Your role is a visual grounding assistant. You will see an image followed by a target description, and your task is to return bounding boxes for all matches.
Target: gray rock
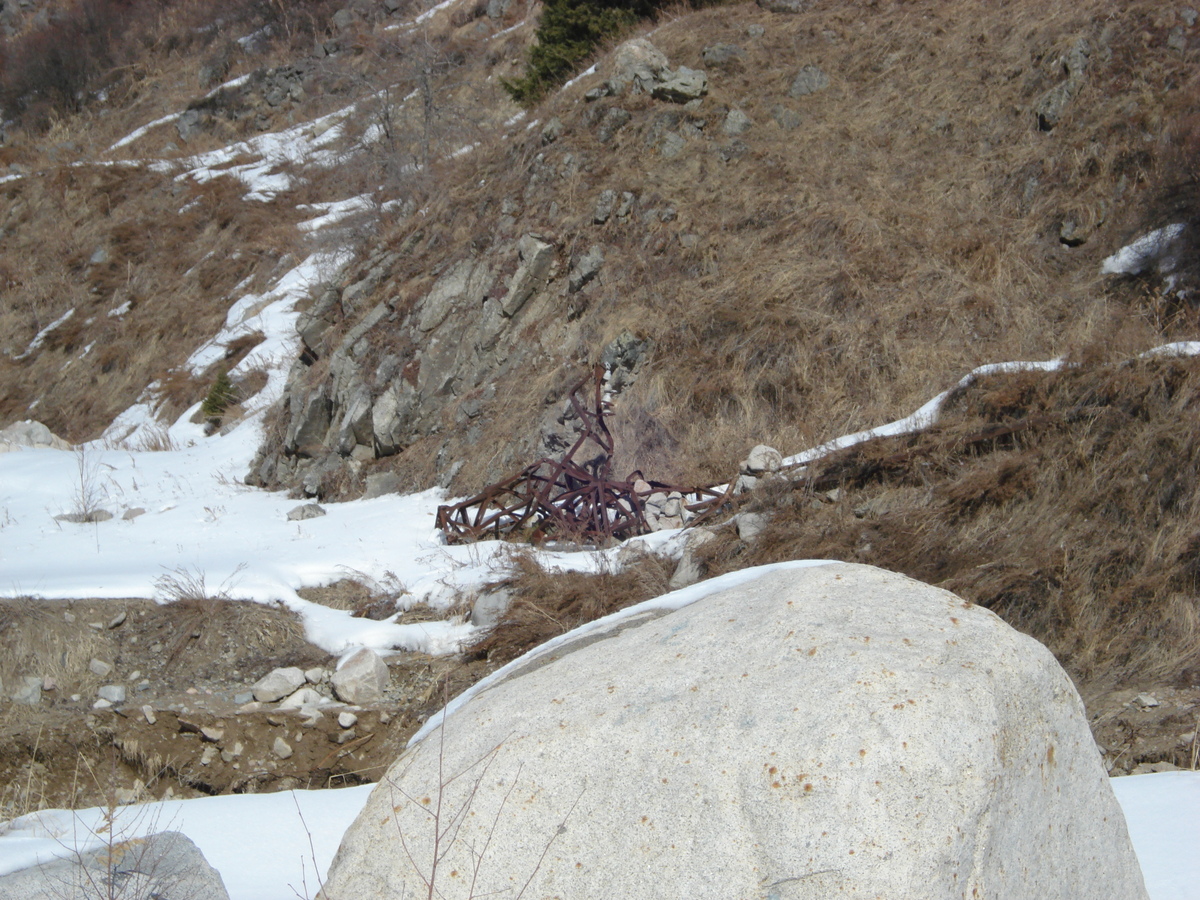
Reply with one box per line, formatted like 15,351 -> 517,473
11,676 -> 42,706
285,384 -> 332,456
252,666 -> 306,702
789,64 -> 830,97
593,189 -> 617,224
332,8 -> 355,29
702,42 -> 744,67
97,685 -> 126,704
608,38 -> 671,95
287,502 -> 327,521
0,420 -> 71,452
568,246 -> 604,294
771,104 -> 801,130
1034,37 -> 1089,131
471,588 -> 513,630
722,108 -> 752,135
362,472 -> 401,499
652,67 -> 709,103
1184,7 -> 1199,27
659,131 -> 686,158
503,235 -> 554,317
486,0 -> 510,18
279,686 -> 324,710
332,648 -> 390,704
1168,26 -> 1187,52
668,528 -> 717,590
742,443 -> 784,474
0,831 -> 230,900
735,512 -> 771,542
541,117 -> 564,144
89,658 -> 113,678
273,736 -> 294,759
372,377 -> 418,457
323,564 -> 1149,900
176,109 -> 203,142
339,711 -> 359,728
305,667 -> 327,684
596,107 -> 631,143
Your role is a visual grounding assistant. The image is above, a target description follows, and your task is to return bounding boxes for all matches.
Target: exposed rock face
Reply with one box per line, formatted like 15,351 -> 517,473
0,420 -> 70,452
332,647 -> 390,704
322,564 -> 1148,900
0,831 -> 230,900
1034,37 -> 1089,131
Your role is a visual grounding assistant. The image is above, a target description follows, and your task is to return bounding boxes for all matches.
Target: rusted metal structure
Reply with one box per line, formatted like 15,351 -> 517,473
436,365 -> 728,544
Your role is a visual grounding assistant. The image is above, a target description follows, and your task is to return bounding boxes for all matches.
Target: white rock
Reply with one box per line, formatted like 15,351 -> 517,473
471,588 -> 513,630
252,667 -> 306,702
273,737 -> 293,760
279,687 -> 325,710
304,667 -> 327,684
332,648 -> 390,704
142,705 -> 157,725
88,658 -> 113,678
323,564 -> 1148,900
667,528 -> 716,590
97,685 -> 126,704
735,511 -> 770,542
339,712 -> 359,729
742,443 -> 783,474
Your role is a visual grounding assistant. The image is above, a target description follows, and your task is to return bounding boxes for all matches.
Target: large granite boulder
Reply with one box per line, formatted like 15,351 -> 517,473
321,563 -> 1147,900
0,831 -> 229,900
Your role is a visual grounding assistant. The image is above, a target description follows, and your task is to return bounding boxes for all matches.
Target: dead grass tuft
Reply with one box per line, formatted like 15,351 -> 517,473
470,548 -> 674,666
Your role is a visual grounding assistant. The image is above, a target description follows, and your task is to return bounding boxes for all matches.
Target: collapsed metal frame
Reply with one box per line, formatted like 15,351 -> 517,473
436,364 -> 728,544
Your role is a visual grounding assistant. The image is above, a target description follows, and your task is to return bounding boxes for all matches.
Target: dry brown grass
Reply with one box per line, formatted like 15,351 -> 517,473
692,356 -> 1200,693
469,547 -> 675,666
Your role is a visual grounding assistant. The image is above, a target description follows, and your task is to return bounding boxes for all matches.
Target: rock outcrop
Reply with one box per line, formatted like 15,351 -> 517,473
321,563 -> 1147,900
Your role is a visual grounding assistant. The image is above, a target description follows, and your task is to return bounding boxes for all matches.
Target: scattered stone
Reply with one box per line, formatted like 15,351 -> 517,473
1134,693 -> 1161,708
608,38 -> 671,95
596,107 -> 631,143
279,687 -> 325,710
702,42 -> 744,68
722,109 -> 752,136
323,564 -> 1148,900
63,611 -> 76,623
541,117 -> 564,144
741,444 -> 783,474
11,676 -> 42,706
1167,26 -> 1187,52
789,64 -> 830,97
252,667 -> 307,702
127,670 -> 141,682
92,698 -> 112,709
143,705 -> 157,725
379,711 -> 391,724
0,831 -> 231,900
221,742 -> 245,763
771,104 -> 801,130
668,528 -> 717,590
200,725 -> 226,743
0,420 -> 71,452
747,23 -> 765,37
593,189 -> 617,225
733,473 -> 759,494
233,691 -> 255,705
89,658 -> 113,678
107,610 -> 127,629
1183,7 -> 1199,27
335,729 -> 358,744
568,246 -> 605,294
1130,761 -> 1181,775
200,746 -> 218,766
97,685 -> 126,704
339,711 -> 359,729
1034,37 -> 1089,131
287,502 -> 327,521
735,512 -> 771,542
652,67 -> 709,103
362,473 -> 401,500
305,667 -> 327,684
41,676 -> 56,691
471,588 -> 513,630
122,507 -> 146,520
332,648 -> 391,704
273,737 -> 294,759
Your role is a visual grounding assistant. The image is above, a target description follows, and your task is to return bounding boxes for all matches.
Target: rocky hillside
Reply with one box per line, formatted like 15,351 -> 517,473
1,0 -> 1199,803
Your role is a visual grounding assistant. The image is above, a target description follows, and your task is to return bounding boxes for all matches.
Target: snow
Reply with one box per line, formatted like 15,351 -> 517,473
1101,224 -> 1185,277
13,308 -> 75,361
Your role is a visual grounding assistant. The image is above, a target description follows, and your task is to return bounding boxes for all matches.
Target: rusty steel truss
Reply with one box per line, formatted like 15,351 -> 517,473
436,364 -> 728,544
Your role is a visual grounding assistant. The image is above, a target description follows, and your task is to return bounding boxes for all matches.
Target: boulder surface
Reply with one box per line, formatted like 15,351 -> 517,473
321,563 -> 1148,900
